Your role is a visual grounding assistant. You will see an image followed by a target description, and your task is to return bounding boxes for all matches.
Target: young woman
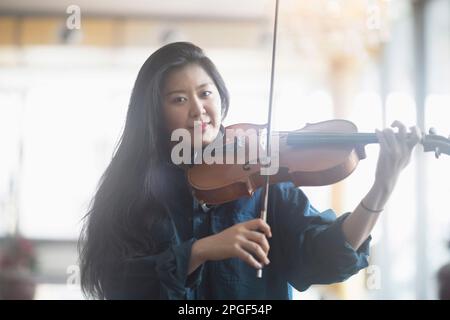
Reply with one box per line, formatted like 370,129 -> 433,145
79,42 -> 421,299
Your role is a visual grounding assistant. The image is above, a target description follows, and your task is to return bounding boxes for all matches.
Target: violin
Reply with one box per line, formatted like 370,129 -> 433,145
188,0 -> 448,279
187,119 -> 450,205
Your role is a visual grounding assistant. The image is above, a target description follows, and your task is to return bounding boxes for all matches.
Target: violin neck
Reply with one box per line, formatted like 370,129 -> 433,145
286,132 -> 380,146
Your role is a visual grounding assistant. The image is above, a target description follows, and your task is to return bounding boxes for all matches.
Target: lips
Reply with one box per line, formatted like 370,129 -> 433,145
190,121 -> 211,130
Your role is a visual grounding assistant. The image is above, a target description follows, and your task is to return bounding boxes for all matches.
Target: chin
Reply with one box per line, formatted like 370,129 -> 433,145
204,127 -> 220,145
201,136 -> 214,146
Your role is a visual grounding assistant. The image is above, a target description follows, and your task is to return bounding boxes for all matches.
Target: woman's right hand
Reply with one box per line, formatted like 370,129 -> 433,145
192,219 -> 272,270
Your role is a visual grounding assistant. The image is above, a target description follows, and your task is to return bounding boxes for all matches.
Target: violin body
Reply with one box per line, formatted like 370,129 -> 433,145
187,120 -> 368,205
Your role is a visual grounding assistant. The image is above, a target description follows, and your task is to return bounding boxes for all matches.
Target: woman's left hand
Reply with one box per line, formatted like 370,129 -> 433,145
374,120 -> 422,191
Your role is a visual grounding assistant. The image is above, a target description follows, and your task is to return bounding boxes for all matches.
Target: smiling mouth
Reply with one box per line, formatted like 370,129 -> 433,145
201,122 -> 209,131
190,121 -> 211,130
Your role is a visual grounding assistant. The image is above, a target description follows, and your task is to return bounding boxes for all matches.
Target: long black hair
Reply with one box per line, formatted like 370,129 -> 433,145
78,42 -> 230,299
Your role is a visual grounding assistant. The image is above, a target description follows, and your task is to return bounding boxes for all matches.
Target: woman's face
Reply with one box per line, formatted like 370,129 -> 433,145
162,63 -> 222,146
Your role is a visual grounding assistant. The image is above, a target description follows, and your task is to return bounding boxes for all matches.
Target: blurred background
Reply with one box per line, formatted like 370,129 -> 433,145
0,0 -> 449,300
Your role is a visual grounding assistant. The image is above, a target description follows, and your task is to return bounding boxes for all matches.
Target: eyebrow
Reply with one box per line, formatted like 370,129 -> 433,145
164,82 -> 213,97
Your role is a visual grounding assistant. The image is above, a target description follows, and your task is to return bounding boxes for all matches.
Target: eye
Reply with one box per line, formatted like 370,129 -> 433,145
173,96 -> 187,103
201,91 -> 212,97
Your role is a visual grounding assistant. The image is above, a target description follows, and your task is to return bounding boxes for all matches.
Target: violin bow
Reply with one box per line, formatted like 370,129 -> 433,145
258,0 -> 280,279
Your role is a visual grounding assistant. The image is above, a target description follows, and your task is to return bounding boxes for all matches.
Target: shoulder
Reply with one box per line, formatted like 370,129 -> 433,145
269,182 -> 309,206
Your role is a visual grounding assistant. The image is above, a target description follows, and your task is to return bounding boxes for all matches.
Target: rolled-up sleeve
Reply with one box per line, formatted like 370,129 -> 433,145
270,183 -> 371,292
104,238 -> 204,299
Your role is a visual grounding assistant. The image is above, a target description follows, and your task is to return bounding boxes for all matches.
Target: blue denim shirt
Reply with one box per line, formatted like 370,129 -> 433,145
104,165 -> 371,300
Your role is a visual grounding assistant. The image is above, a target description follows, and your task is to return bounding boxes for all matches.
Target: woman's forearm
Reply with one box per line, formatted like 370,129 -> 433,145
188,238 -> 209,275
342,180 -> 394,250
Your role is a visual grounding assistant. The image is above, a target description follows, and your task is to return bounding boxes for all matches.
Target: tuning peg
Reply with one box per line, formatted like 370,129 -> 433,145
429,127 -> 437,135
435,147 -> 441,159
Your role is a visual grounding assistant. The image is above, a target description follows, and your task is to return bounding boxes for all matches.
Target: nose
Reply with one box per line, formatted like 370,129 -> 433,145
188,95 -> 206,119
